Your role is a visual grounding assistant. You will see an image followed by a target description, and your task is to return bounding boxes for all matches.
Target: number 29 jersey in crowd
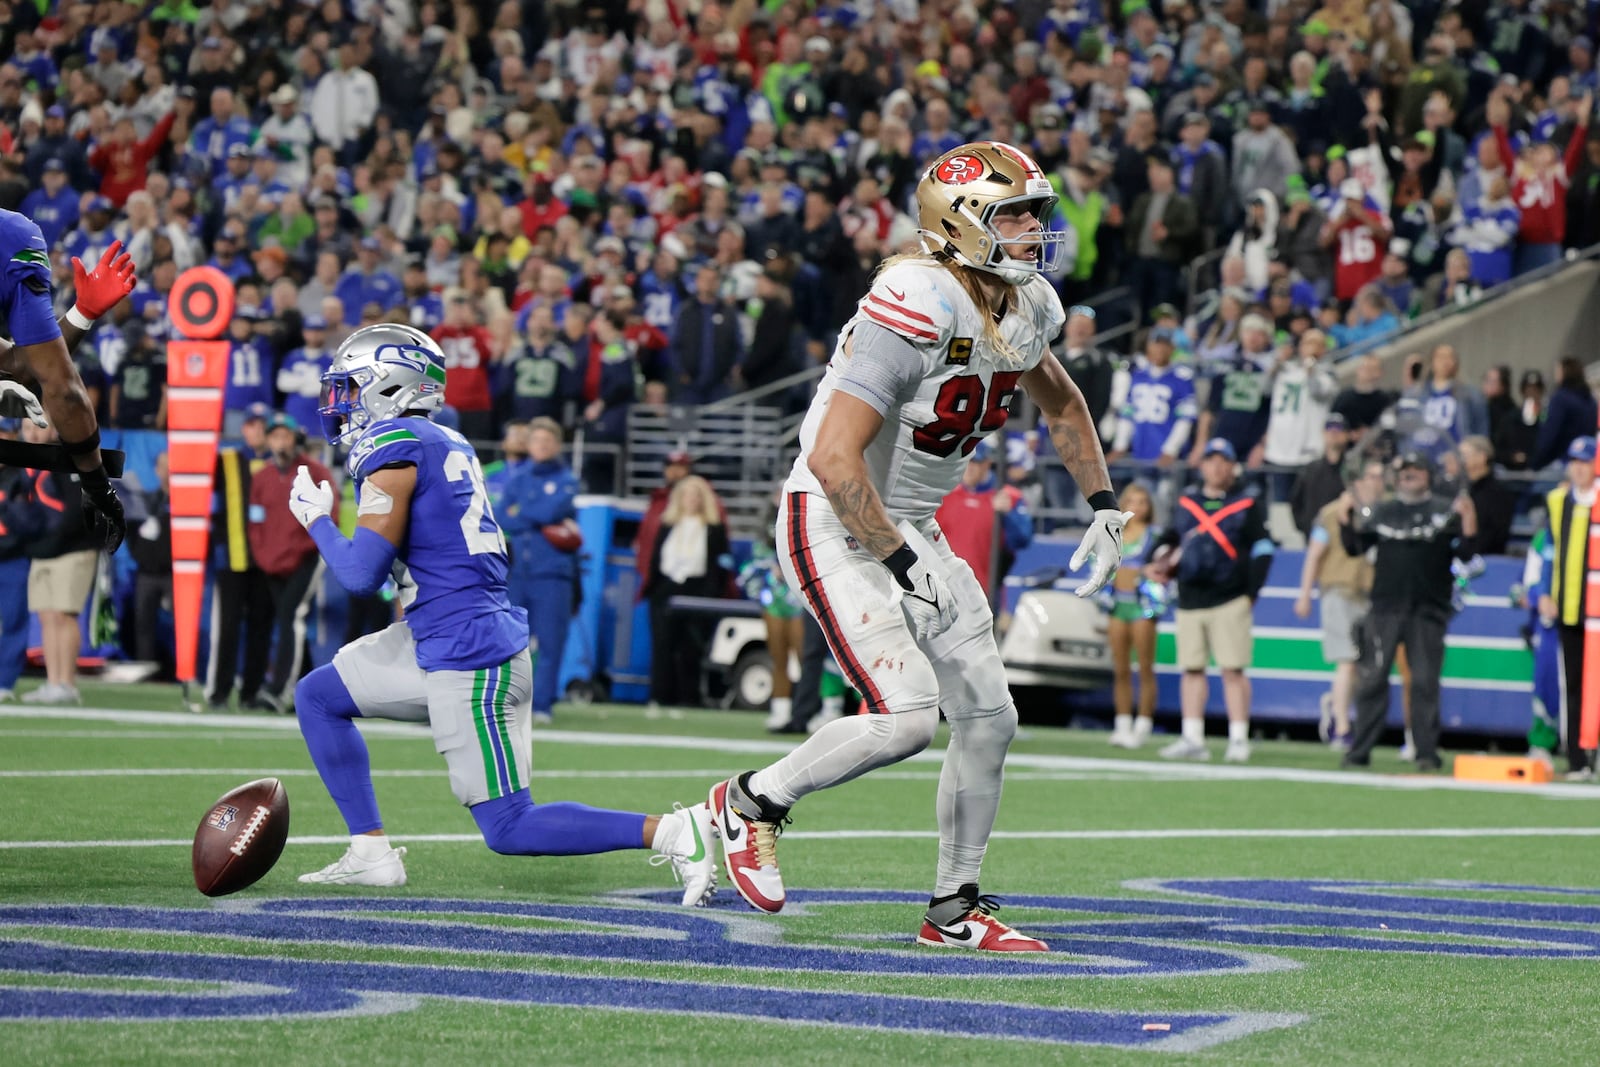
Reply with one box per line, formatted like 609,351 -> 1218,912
345,416 -> 530,672
786,258 -> 1065,524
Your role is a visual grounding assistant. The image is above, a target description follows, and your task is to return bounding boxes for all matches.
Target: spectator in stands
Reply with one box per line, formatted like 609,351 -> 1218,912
1111,328 -> 1197,472
1193,289 -> 1246,367
1276,181 -> 1332,293
1407,344 -> 1489,443
1482,366 -> 1519,458
1532,356 -> 1600,469
20,158 -> 77,251
221,308 -> 274,439
1261,330 -> 1337,490
1492,88 -> 1590,275
1226,189 -> 1280,294
1055,163 -> 1108,309
1330,286 -> 1402,352
741,267 -> 798,397
1291,414 -> 1354,540
335,237 -> 403,327
1323,178 -> 1391,304
1497,368 -> 1546,471
1373,242 -> 1418,318
1425,247 -> 1485,310
1105,481 -> 1162,752
1232,97 -> 1300,207
1190,312 -> 1273,469
1126,152 -> 1198,321
579,309 -> 639,494
1453,171 -> 1522,287
1460,436 -> 1516,555
1332,353 -> 1398,435
643,475 -> 729,711
502,304 -> 579,428
249,414 -> 335,712
108,322 -> 165,430
668,264 -> 743,406
20,418 -> 99,706
1173,111 -> 1230,250
432,292 -> 497,445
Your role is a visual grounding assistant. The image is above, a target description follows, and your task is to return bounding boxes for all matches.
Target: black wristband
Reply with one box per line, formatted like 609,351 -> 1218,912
60,429 -> 101,457
78,464 -> 112,492
881,544 -> 918,585
1086,490 -> 1119,513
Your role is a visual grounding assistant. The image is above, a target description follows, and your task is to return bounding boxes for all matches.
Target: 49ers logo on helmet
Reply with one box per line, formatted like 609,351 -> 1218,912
934,154 -> 985,185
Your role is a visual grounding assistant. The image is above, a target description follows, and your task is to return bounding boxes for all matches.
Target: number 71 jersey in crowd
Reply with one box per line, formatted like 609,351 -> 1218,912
787,258 -> 1065,524
345,416 -> 530,672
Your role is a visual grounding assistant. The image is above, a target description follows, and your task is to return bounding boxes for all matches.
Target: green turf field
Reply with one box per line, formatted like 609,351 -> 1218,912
3,682 -> 1600,1065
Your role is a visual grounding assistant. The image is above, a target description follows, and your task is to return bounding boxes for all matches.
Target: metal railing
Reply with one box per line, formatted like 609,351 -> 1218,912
624,403 -> 788,539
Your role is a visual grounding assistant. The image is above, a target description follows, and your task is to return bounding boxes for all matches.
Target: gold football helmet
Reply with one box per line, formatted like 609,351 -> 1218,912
915,142 -> 1066,285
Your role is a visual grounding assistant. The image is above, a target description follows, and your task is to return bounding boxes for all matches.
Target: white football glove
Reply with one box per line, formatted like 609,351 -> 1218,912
0,380 -> 47,428
1071,508 -> 1135,598
888,520 -> 959,642
289,465 -> 334,530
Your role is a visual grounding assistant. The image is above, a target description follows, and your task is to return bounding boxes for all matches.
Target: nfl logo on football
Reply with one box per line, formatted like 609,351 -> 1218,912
206,804 -> 238,832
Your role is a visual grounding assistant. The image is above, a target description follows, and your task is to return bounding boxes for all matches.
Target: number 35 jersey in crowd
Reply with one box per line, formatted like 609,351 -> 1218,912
786,258 -> 1065,523
345,416 -> 529,672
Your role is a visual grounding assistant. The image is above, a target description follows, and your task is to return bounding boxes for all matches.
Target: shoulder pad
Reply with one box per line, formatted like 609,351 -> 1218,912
858,261 -> 954,351
1021,274 -> 1066,336
347,419 -> 425,480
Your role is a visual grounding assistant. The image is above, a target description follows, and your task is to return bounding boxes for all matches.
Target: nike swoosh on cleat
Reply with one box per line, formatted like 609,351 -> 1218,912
721,810 -> 742,843
933,922 -> 974,942
686,813 -> 706,863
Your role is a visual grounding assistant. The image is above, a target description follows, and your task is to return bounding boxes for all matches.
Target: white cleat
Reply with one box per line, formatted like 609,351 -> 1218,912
1159,738 -> 1211,761
22,683 -> 79,705
1223,739 -> 1252,763
650,803 -> 718,907
298,844 -> 408,886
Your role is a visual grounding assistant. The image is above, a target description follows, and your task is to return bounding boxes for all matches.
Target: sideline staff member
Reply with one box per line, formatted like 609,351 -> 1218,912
1337,451 -> 1477,772
1540,436 -> 1598,780
1157,438 -> 1274,764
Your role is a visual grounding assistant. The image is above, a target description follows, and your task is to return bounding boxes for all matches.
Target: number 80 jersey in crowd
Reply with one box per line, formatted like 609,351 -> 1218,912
788,257 -> 1066,524
345,416 -> 530,672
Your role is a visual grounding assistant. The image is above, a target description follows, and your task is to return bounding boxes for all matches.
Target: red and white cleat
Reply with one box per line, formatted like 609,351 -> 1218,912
916,892 -> 1049,952
708,773 -> 788,914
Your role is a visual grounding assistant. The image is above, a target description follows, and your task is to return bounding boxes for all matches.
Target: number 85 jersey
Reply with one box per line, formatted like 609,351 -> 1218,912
787,258 -> 1065,523
346,416 -> 531,672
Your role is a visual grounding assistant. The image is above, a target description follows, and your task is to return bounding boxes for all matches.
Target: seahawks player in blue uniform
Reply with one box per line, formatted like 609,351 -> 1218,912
0,213 -> 134,550
288,323 -> 717,903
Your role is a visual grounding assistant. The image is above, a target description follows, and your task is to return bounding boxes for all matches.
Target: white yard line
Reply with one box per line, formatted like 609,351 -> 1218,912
0,767 -> 1137,783
4,826 -> 1600,850
4,705 -> 1597,799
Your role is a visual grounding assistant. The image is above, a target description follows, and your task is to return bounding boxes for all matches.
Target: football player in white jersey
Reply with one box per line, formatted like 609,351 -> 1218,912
705,142 -> 1130,951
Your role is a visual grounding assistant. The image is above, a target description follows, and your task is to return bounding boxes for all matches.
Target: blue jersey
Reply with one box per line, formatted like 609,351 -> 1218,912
346,417 -> 529,671
0,209 -> 62,348
1119,362 -> 1198,460
223,339 -> 274,414
637,270 -> 683,331
334,269 -> 404,324
61,227 -> 116,276
19,187 -> 78,251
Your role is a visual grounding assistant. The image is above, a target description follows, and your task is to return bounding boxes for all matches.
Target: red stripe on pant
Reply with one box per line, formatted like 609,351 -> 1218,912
787,492 -> 887,713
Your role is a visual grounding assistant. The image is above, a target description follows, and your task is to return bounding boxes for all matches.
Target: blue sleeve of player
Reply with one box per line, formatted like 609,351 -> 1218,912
346,422 -> 426,482
1,214 -> 61,348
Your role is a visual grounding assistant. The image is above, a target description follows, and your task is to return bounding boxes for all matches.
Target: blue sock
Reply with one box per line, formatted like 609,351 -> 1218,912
471,790 -> 647,856
296,665 -> 383,834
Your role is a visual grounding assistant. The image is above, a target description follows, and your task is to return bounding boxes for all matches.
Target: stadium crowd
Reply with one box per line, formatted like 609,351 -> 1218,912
1,0 -> 1599,705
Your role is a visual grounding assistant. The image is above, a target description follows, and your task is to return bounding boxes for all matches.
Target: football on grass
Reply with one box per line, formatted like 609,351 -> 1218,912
192,777 -> 290,897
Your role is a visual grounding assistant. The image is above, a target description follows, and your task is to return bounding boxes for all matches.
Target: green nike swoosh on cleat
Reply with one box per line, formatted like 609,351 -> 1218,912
685,812 -> 705,863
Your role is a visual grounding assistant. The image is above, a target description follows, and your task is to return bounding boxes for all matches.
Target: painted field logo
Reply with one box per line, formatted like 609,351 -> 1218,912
1,880 -> 1597,1051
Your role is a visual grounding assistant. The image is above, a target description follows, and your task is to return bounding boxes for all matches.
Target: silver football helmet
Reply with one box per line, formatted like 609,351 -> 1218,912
319,323 -> 447,443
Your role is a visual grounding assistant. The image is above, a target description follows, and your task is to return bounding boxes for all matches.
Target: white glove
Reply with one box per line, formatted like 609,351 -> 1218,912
887,520 -> 959,642
0,380 -> 47,427
1071,508 -> 1134,598
289,465 -> 334,530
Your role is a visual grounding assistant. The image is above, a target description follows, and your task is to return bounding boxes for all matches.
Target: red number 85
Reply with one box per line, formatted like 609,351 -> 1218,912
911,371 -> 1022,457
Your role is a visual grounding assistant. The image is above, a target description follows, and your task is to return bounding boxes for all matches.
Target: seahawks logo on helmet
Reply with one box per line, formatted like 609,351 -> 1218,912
319,324 -> 448,444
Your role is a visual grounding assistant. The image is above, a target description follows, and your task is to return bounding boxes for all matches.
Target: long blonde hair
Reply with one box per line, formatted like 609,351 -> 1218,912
663,475 -> 722,526
874,251 -> 1022,365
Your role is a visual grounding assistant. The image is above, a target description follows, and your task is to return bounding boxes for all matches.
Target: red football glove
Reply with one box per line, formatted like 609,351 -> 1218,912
70,238 -> 137,322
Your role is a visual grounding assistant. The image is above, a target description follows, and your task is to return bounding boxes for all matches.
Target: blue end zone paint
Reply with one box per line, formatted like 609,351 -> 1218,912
2,881 -> 1596,1045
0,940 -> 1302,1051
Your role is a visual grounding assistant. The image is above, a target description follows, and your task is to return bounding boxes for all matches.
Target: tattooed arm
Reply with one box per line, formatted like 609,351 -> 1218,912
806,391 -> 907,560
1020,349 -> 1114,501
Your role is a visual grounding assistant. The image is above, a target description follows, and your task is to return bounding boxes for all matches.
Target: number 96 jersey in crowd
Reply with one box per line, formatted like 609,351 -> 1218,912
786,258 -> 1065,524
345,416 -> 530,673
